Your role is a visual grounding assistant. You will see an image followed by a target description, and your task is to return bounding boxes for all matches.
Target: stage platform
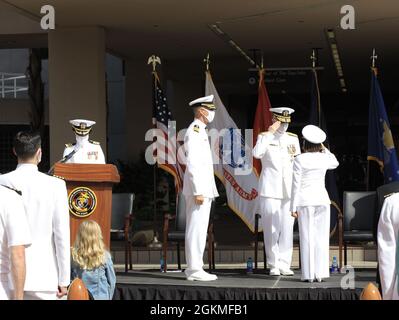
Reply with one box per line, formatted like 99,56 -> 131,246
114,268 -> 376,300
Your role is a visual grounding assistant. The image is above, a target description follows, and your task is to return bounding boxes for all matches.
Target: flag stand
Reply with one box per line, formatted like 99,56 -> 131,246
148,55 -> 162,249
366,49 -> 378,193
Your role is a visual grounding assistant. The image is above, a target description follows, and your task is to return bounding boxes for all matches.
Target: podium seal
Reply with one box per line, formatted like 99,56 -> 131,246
68,187 -> 97,218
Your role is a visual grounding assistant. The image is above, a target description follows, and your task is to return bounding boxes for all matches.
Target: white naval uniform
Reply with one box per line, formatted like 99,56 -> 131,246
253,130 -> 301,270
182,119 -> 219,277
63,135 -> 105,164
290,149 -> 339,281
377,193 -> 399,300
0,164 -> 70,299
0,186 -> 31,300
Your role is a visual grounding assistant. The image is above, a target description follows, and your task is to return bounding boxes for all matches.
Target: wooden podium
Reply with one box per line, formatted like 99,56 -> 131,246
54,163 -> 120,248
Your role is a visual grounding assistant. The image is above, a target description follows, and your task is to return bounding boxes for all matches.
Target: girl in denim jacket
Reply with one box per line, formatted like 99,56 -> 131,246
71,220 -> 116,300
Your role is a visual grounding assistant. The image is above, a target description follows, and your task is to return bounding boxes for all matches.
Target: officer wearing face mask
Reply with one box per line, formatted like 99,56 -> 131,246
182,94 -> 219,282
253,107 -> 301,276
63,119 -> 105,164
0,131 -> 70,299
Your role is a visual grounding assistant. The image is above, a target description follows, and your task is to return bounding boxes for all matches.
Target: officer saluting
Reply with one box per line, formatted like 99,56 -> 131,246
63,119 -> 105,164
182,94 -> 219,282
253,107 -> 301,276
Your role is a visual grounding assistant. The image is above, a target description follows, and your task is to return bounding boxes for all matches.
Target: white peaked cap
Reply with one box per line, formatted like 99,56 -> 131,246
302,125 -> 327,144
69,119 -> 96,128
269,107 -> 295,115
189,94 -> 215,109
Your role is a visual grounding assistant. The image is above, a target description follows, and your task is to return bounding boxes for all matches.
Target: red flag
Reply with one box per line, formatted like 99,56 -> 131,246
253,69 -> 273,176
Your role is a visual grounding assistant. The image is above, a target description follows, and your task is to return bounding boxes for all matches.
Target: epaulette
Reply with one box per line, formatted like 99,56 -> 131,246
52,175 -> 65,180
65,143 -> 75,148
0,184 -> 22,196
89,140 -> 100,145
384,192 -> 398,199
193,125 -> 200,133
287,132 -> 298,137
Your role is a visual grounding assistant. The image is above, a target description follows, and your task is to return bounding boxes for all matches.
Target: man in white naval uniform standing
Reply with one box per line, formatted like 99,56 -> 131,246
253,107 -> 301,276
0,131 -> 70,299
378,192 -> 399,300
63,119 -> 106,164
182,94 -> 219,281
0,185 -> 31,300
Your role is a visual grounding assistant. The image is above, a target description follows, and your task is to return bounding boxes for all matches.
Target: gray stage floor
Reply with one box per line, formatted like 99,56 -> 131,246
116,269 -> 376,289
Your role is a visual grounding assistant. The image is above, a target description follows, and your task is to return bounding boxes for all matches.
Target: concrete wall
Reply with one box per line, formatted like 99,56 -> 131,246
0,98 -> 49,125
48,27 -> 106,164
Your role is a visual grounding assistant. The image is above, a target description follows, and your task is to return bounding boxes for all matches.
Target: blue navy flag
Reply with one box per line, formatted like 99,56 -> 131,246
309,68 -> 342,236
367,69 -> 399,183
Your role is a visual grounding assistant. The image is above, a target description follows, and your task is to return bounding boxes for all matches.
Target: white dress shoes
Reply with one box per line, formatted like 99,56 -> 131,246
186,270 -> 218,281
279,268 -> 294,276
269,268 -> 281,276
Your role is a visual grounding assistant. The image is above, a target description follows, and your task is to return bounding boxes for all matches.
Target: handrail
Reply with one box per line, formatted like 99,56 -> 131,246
0,72 -> 28,98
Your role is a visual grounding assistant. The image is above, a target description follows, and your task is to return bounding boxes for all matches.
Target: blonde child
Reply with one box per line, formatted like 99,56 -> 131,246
71,220 -> 116,300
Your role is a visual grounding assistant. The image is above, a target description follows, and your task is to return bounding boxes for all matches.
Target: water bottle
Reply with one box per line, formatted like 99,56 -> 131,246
331,256 -> 338,274
246,257 -> 253,274
160,257 -> 165,272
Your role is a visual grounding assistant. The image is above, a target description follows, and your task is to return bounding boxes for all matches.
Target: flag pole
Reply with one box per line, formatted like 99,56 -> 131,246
367,49 -> 378,191
310,49 -> 321,127
147,55 -> 162,249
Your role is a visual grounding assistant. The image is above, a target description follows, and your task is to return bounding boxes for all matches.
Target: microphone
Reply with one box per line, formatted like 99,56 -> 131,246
47,149 -> 77,175
60,149 -> 77,164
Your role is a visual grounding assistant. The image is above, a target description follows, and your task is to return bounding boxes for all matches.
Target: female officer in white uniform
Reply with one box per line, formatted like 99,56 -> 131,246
290,125 -> 339,282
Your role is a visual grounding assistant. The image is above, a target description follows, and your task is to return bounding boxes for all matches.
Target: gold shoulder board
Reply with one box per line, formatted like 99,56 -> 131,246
193,125 -> 200,133
52,175 -> 65,180
89,140 -> 100,145
287,132 -> 298,137
65,143 -> 74,148
384,192 -> 398,198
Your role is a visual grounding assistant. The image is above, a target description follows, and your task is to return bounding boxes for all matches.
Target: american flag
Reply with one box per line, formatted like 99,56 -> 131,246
152,72 -> 185,192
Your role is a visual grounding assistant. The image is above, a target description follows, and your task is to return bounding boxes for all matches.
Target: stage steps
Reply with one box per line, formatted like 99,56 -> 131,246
110,242 -> 377,269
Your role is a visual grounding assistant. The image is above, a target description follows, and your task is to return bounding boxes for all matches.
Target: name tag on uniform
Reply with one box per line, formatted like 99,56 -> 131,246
87,151 -> 98,160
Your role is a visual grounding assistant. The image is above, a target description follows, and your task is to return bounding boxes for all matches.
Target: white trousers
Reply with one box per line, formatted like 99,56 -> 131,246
184,196 -> 212,277
298,205 -> 330,281
0,281 -> 11,300
259,197 -> 294,270
24,291 -> 57,300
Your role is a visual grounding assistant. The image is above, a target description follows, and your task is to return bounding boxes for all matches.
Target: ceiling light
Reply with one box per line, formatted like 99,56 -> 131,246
325,28 -> 347,92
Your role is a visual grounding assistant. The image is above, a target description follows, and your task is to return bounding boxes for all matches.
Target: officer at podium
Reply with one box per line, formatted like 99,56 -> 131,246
63,119 -> 106,164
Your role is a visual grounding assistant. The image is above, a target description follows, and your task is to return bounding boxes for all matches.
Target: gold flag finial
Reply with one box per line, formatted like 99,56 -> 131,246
371,48 -> 378,68
147,55 -> 161,72
311,49 -> 317,68
204,53 -> 210,71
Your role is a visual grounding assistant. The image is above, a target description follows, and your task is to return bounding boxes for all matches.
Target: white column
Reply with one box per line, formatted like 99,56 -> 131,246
48,27 -> 106,164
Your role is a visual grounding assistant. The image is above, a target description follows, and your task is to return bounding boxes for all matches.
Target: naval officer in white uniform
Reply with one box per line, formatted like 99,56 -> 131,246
378,192 -> 399,300
182,94 -> 219,281
253,107 -> 301,276
63,119 -> 105,164
0,131 -> 70,299
290,125 -> 339,282
0,185 -> 31,300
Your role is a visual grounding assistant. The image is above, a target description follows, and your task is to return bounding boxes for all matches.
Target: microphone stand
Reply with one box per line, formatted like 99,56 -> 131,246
47,149 -> 77,175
